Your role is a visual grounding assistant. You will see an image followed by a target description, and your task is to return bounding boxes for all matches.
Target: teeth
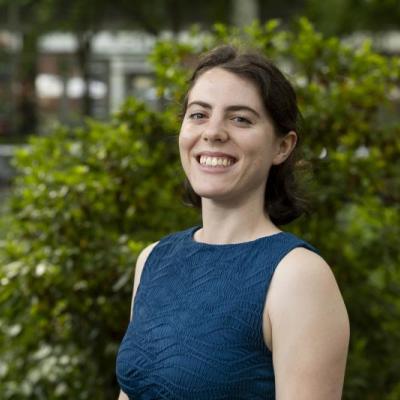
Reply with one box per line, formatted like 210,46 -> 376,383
199,155 -> 235,167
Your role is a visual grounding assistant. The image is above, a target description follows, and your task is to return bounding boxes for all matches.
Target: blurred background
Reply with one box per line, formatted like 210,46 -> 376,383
0,1 -> 399,399
1,1 -> 399,175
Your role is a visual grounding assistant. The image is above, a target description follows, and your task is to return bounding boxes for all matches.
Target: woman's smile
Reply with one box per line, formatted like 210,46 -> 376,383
195,151 -> 238,174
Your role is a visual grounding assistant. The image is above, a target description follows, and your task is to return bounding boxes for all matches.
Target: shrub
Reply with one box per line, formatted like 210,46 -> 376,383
0,100 -> 198,399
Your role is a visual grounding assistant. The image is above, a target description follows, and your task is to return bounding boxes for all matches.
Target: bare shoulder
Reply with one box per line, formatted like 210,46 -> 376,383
267,247 -> 346,316
129,241 -> 159,320
266,247 -> 350,399
118,390 -> 129,400
136,242 -> 159,273
133,241 -> 159,295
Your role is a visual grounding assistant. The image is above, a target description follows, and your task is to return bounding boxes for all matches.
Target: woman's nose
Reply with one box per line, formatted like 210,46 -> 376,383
202,117 -> 228,142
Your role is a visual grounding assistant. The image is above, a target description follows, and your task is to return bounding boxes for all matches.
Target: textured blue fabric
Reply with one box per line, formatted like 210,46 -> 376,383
116,226 -> 318,400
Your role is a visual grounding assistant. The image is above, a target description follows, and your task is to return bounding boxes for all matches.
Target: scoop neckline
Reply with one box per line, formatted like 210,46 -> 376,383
188,225 -> 286,248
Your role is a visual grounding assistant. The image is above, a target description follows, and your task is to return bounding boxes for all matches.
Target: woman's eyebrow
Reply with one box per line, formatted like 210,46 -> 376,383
226,105 -> 260,118
187,101 -> 260,118
187,101 -> 212,109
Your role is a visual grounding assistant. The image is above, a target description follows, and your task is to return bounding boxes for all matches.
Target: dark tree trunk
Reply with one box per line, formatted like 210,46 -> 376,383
167,0 -> 182,33
17,31 -> 38,136
76,32 -> 93,117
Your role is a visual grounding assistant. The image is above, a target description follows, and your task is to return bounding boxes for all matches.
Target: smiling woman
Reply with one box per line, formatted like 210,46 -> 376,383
116,45 -> 350,400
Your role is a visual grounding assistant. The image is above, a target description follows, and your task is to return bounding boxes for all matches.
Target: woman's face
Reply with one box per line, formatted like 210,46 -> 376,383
179,67 -> 285,205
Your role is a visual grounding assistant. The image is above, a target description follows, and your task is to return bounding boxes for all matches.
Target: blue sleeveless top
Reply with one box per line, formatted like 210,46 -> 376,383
116,226 -> 318,399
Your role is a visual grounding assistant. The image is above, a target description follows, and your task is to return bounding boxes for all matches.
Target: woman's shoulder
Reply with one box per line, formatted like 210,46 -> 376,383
271,245 -> 335,300
266,245 -> 349,336
131,227 -> 196,299
137,241 -> 159,266
279,231 -> 320,256
132,241 -> 159,295
138,226 -> 198,264
266,246 -> 350,398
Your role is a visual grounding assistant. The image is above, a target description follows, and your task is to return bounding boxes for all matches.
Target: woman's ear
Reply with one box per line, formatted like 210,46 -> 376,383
272,131 -> 297,165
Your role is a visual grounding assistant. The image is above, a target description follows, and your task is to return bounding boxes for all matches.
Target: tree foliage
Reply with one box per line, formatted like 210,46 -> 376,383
1,19 -> 400,399
305,0 -> 400,34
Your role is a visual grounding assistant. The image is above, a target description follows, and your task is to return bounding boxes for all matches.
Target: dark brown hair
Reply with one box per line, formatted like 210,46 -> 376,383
181,45 -> 308,226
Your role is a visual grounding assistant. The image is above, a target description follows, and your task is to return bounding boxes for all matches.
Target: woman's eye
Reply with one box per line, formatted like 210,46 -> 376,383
232,116 -> 251,124
188,112 -> 205,120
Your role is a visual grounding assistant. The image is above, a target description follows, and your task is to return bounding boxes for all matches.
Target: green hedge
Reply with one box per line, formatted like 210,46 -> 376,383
1,19 -> 399,399
0,100 -> 199,398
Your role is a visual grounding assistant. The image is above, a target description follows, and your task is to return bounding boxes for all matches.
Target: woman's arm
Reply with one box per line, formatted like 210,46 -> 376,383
266,247 -> 350,400
117,241 -> 159,400
118,391 -> 129,400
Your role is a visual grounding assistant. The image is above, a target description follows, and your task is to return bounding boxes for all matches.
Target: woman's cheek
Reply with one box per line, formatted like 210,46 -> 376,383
179,133 -> 195,158
178,136 -> 190,172
179,129 -> 193,144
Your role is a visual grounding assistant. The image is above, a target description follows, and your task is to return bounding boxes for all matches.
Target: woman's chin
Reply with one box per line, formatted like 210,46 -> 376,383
193,189 -> 235,203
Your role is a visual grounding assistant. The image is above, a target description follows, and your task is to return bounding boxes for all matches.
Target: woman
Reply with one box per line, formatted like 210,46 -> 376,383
116,45 -> 350,399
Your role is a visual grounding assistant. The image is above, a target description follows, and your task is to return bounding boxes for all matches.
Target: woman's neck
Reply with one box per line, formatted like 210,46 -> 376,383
196,197 -> 281,245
